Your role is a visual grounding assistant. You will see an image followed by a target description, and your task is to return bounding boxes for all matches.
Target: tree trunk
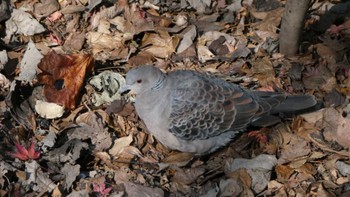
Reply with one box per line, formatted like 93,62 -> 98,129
279,0 -> 311,57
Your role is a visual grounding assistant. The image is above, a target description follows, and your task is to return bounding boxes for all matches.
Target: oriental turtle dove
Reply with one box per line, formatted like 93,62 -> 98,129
119,65 -> 317,154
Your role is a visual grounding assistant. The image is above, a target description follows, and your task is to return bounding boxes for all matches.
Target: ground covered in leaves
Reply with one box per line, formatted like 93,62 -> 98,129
1,0 -> 350,196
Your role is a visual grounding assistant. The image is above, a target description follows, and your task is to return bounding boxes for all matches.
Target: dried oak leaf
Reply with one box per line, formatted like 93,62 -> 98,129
37,51 -> 94,110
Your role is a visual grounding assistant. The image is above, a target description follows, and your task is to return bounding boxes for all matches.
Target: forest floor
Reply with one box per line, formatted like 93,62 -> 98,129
1,0 -> 350,196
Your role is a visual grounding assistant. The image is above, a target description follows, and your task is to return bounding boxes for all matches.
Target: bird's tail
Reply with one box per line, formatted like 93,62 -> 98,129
271,95 -> 318,113
250,92 -> 319,127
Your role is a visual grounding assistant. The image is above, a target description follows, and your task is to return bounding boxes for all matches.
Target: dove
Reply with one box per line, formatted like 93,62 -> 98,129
119,65 -> 317,155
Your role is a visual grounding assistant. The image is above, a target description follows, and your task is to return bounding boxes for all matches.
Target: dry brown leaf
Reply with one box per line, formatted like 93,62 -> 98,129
141,31 -> 180,58
252,7 -> 284,35
37,51 -> 94,110
219,178 -> 244,196
61,163 -> 80,189
71,110 -> 112,151
161,152 -> 194,167
278,135 -> 311,164
86,32 -> 125,59
123,182 -> 164,197
171,167 -> 205,185
250,57 -> 276,86
109,134 -> 133,157
321,108 -> 350,149
275,164 -> 294,182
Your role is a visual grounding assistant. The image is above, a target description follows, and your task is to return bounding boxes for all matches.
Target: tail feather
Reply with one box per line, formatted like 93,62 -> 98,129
250,93 -> 319,127
271,95 -> 317,113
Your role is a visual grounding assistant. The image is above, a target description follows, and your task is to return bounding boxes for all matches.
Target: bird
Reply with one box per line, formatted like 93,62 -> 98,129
119,65 -> 317,155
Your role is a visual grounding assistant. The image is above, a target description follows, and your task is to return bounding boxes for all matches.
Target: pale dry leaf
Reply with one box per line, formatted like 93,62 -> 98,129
278,136 -> 311,164
52,186 -> 62,197
46,139 -> 88,163
159,152 -> 194,170
4,9 -> 46,43
197,45 -> 214,62
97,19 -> 111,34
225,154 -> 277,193
199,184 -> 219,197
186,0 -> 211,13
60,5 -> 85,14
119,146 -> 143,157
108,16 -> 135,40
123,182 -> 164,197
62,163 -> 80,189
267,180 -> 284,191
226,0 -> 242,12
201,31 -> 237,47
114,167 -> 132,184
66,190 -> 89,197
219,178 -> 244,197
275,164 -> 294,182
87,0 -> 103,11
41,130 -> 57,150
33,0 -> 59,16
252,7 -> 284,34
250,57 -> 275,86
32,168 -> 57,192
109,134 -> 133,157
321,108 -> 350,148
142,31 -> 180,58
0,73 -> 10,94
86,32 -> 124,57
336,161 -> 350,176
95,151 -> 111,162
0,161 -> 9,188
35,100 -> 65,119
63,31 -> 86,51
0,50 -> 8,70
72,110 -> 112,151
17,40 -> 43,82
300,109 -> 324,124
177,25 -> 197,54
172,167 -> 205,185
25,160 -> 40,186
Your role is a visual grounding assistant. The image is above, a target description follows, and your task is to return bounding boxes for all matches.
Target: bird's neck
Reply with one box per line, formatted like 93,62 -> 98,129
151,74 -> 166,90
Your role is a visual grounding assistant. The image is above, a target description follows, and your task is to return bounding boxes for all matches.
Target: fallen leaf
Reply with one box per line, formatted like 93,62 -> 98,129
321,108 -> 350,149
4,9 -> 46,43
9,140 -> 40,161
35,100 -> 65,119
61,163 -> 80,189
17,40 -> 43,82
172,167 -> 205,185
141,31 -> 180,58
278,136 -> 311,164
109,134 -> 133,157
123,182 -> 164,197
176,25 -> 197,54
89,71 -> 125,106
37,51 -> 94,110
225,154 -> 277,193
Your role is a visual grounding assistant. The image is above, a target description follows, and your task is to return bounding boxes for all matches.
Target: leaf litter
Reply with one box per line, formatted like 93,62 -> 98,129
1,0 -> 350,196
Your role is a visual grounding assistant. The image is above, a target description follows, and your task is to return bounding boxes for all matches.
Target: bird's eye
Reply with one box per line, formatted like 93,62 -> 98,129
137,79 -> 142,83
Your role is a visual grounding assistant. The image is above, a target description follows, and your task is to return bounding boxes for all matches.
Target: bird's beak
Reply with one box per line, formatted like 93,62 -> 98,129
118,84 -> 131,95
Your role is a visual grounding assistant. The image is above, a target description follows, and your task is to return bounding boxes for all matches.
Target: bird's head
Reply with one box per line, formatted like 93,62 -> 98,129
119,65 -> 166,95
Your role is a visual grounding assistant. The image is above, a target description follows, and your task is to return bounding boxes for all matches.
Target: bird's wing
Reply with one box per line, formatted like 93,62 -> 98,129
168,71 -> 260,141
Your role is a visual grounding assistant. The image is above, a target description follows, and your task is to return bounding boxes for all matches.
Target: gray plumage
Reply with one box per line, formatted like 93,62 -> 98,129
119,65 -> 317,154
